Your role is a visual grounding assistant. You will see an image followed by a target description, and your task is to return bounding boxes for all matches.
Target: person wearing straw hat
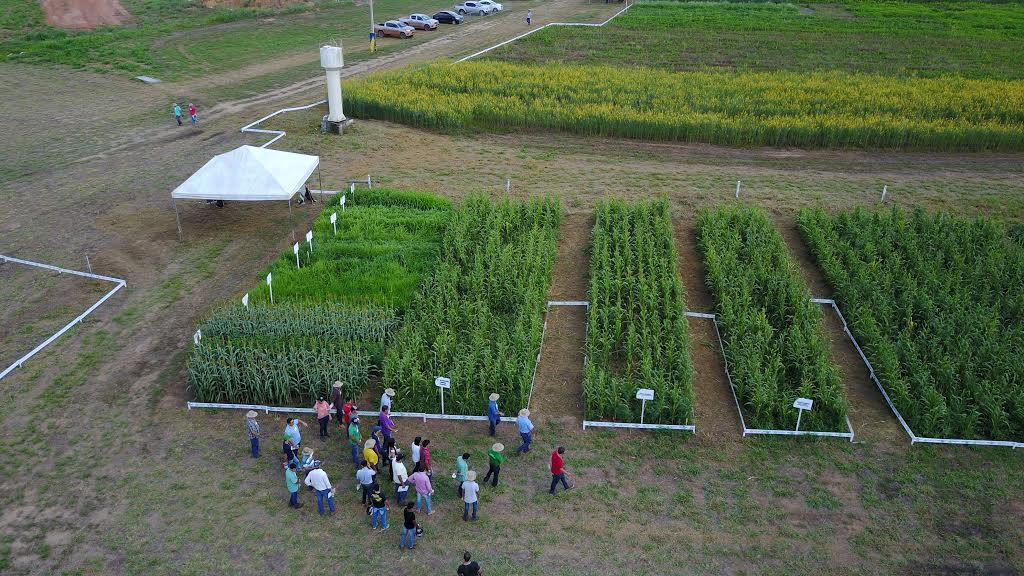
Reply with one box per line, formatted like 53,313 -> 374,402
348,416 -> 363,466
245,411 -> 261,458
314,396 -> 332,440
487,393 -> 504,437
516,408 -> 535,454
300,446 -> 321,475
380,387 -> 396,412
461,470 -> 480,521
483,443 -> 504,487
363,439 -> 380,471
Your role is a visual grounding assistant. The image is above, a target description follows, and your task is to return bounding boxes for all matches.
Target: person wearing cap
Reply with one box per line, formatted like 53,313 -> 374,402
487,393 -> 504,437
304,464 -> 335,515
331,381 -> 345,430
516,409 -> 535,454
363,439 -> 380,471
483,443 -> 504,487
392,453 -> 410,505
549,446 -> 572,494
420,439 -> 433,478
461,470 -> 480,521
379,405 -> 397,444
314,396 -> 332,440
408,467 -> 434,514
284,462 -> 302,509
245,411 -> 261,458
381,387 -> 395,412
348,416 -> 362,465
455,453 -> 470,497
356,460 -> 376,504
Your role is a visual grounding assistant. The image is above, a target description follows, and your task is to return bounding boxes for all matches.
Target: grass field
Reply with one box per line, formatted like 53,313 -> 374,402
490,1 -> 1024,79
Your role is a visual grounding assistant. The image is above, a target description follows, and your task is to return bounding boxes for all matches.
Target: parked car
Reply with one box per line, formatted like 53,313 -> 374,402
373,20 -> 415,38
454,1 -> 493,15
477,0 -> 502,11
400,13 -> 439,30
433,10 -> 464,24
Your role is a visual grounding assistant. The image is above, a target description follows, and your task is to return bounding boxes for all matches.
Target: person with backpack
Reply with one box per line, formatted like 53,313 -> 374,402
369,483 -> 389,530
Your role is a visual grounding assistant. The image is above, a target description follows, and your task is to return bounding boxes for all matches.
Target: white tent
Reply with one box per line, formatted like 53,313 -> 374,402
171,145 -> 320,238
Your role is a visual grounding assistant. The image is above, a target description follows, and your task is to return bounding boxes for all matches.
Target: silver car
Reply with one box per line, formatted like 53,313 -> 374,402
400,13 -> 439,30
454,1 -> 493,15
477,0 -> 502,11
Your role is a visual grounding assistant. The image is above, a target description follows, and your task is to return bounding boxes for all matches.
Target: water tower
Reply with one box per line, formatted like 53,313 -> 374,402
320,43 -> 353,134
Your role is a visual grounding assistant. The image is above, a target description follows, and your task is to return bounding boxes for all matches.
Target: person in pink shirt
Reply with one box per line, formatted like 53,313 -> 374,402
314,396 -> 332,440
408,469 -> 434,514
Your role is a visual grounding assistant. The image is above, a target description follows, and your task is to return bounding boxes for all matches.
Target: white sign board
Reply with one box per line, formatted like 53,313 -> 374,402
241,293 -> 249,308
636,388 -> 655,401
340,195 -> 346,210
193,329 -> 202,346
793,398 -> 813,411
305,230 -> 313,243
434,377 -> 451,389
266,272 -> 272,286
330,212 -> 337,224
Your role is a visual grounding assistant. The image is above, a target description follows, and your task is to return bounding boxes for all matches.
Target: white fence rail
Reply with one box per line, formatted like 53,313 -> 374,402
583,421 -> 695,432
186,401 -> 518,423
0,255 -> 126,381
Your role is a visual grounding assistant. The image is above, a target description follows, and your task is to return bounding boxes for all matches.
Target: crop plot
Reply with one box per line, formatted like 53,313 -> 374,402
798,207 -> 1024,443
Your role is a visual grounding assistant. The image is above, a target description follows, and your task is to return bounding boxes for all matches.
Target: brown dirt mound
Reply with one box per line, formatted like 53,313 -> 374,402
40,0 -> 130,29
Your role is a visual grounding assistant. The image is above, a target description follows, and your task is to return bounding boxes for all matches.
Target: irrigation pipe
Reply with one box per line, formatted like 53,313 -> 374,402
0,255 -> 126,381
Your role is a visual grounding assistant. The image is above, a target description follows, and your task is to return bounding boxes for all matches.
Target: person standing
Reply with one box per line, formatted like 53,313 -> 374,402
356,460 -> 376,505
487,393 -> 503,437
421,439 -> 433,478
173,103 -> 183,126
369,483 -> 389,530
348,416 -> 363,465
332,381 -> 346,431
284,417 -> 308,450
372,425 -> 385,461
363,439 -> 380,472
314,396 -> 332,440
245,410 -> 261,458
304,465 -> 335,515
549,446 -> 572,494
483,443 -> 504,487
455,453 -> 470,497
458,551 -> 481,576
516,409 -> 534,454
400,502 -> 418,551
461,471 -> 480,521
285,462 -> 302,509
379,405 -> 397,446
526,9 -> 532,25
411,437 -> 422,472
409,468 -> 434,514
282,432 -> 300,469
393,453 -> 410,505
188,102 -> 198,126
381,387 -> 395,412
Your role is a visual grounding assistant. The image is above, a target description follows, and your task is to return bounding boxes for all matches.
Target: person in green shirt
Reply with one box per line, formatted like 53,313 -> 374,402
348,416 -> 362,466
285,463 -> 302,509
455,453 -> 470,497
483,442 -> 504,487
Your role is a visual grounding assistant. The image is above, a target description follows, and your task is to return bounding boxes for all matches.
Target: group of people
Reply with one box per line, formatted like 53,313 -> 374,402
243,382 -> 572,567
172,102 -> 198,127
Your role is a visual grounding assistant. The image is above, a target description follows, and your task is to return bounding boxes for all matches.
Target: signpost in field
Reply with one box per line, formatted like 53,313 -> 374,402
636,388 -> 655,424
793,397 -> 813,431
435,376 -> 451,414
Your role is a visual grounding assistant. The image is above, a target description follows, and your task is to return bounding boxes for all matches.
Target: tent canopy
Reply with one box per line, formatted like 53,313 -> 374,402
171,145 -> 319,202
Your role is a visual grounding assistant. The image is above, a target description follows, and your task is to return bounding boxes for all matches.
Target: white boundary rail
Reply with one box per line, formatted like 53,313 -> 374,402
0,255 -> 127,381
812,298 -> 1021,449
187,402 -> 518,423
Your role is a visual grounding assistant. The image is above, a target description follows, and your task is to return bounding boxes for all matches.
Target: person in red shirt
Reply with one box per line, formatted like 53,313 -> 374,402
420,439 -> 432,478
188,102 -> 198,126
549,446 -> 571,494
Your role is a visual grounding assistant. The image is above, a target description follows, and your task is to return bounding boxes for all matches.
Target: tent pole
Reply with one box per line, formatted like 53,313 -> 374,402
288,198 -> 295,243
173,199 -> 183,241
317,166 -> 324,203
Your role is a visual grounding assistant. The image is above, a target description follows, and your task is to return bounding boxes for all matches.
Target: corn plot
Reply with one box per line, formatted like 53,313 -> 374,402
187,189 -> 452,405
698,206 -> 848,431
383,194 -> 561,414
585,200 -> 694,425
344,61 -> 1024,151
798,207 -> 1024,442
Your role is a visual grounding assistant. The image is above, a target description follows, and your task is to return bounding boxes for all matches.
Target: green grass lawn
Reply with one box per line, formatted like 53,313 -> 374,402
490,1 -> 1024,79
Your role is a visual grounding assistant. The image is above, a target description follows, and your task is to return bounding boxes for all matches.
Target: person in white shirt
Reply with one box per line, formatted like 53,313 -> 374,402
380,387 -> 395,412
392,453 -> 410,505
411,437 -> 422,472
304,466 -> 335,515
461,470 -> 480,521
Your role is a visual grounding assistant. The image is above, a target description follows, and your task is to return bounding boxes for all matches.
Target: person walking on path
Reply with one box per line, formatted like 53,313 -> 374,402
304,465 -> 335,515
314,396 -> 332,440
379,405 -> 397,445
461,471 -> 480,521
516,409 -> 534,454
549,446 -> 572,494
245,410 -> 261,458
411,437 -> 422,472
483,443 -> 504,487
526,9 -> 532,25
356,460 -> 376,505
400,502 -> 418,551
409,468 -> 434,514
421,439 -> 433,478
173,103 -> 183,126
381,387 -> 396,412
487,393 -> 504,437
285,462 -> 302,509
458,552 -> 481,576
363,439 -> 380,472
188,102 -> 198,126
369,483 -> 389,530
455,453 -> 470,498
348,416 -> 363,465
393,453 -> 410,505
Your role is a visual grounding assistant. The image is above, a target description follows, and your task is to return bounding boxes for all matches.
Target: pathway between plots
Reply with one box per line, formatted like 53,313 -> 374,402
529,213 -> 590,427
777,217 -> 904,447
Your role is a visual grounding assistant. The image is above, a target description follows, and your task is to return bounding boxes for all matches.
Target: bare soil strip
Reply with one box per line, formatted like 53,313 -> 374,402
40,0 -> 129,29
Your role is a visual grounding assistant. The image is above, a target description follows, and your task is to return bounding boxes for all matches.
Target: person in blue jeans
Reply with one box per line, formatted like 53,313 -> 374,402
304,466 -> 335,515
245,411 -> 261,458
487,393 -> 503,437
285,463 -> 302,509
461,471 -> 480,521
516,408 -> 534,453
369,483 -> 389,530
399,502 -> 417,550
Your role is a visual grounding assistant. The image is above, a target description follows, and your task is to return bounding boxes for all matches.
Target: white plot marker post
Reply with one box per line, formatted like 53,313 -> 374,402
266,272 -> 273,304
880,185 -> 888,203
193,329 -> 202,346
435,376 -> 451,414
793,397 -> 813,432
340,194 -> 346,213
242,292 -> 249,309
331,212 -> 338,235
636,388 -> 654,424
293,242 -> 300,268
736,180 -> 742,199
306,230 -> 313,254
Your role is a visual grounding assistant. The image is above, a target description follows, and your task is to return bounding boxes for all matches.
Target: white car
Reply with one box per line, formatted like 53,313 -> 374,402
400,13 -> 439,30
454,1 -> 494,15
477,0 -> 502,11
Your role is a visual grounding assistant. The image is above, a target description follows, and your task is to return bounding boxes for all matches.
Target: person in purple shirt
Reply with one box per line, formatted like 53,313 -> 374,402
380,405 -> 397,443
487,392 -> 503,437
